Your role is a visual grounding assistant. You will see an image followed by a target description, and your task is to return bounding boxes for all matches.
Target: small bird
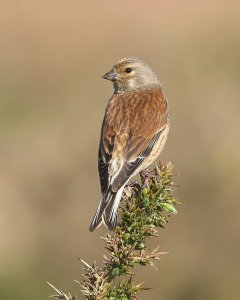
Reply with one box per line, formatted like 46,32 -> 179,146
89,57 -> 170,231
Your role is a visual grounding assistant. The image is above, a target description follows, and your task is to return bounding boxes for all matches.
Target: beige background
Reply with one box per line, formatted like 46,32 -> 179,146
0,1 -> 240,299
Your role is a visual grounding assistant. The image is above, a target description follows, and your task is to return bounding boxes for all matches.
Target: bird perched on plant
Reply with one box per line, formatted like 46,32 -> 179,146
89,57 -> 170,231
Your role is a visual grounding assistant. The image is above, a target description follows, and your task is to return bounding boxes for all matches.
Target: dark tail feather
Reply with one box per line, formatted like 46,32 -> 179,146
89,196 -> 107,231
90,186 -> 124,231
104,186 -> 124,231
104,194 -> 118,231
89,191 -> 116,231
89,213 -> 102,232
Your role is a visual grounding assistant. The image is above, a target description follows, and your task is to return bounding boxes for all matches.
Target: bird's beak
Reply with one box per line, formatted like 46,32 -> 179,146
102,70 -> 119,81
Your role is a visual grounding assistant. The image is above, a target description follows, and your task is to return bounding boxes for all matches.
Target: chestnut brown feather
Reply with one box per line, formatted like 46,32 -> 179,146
90,57 -> 170,231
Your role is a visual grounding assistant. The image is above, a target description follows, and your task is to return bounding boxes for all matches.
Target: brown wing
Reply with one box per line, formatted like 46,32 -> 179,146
98,87 -> 169,194
111,127 -> 168,192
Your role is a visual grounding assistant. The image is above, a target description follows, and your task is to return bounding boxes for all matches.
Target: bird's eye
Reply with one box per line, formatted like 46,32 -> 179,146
125,68 -> 132,73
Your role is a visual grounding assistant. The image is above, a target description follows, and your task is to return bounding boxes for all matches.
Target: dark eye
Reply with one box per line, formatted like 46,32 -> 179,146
125,67 -> 132,73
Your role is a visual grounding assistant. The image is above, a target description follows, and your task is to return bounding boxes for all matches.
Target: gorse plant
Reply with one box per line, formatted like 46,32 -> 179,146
48,163 -> 179,300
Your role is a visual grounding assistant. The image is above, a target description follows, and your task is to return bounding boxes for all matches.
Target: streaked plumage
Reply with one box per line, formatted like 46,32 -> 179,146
90,57 -> 169,231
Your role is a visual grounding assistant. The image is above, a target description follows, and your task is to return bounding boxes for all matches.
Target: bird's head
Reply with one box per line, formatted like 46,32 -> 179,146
102,57 -> 161,93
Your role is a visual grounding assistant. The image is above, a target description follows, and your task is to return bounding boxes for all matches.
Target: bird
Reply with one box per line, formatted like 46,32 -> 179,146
89,57 -> 170,231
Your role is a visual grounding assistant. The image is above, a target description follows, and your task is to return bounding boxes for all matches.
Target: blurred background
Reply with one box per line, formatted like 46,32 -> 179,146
0,1 -> 240,299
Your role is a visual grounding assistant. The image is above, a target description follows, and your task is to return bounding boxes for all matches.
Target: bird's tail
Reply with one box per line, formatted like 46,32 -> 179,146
89,186 -> 124,231
104,186 -> 124,231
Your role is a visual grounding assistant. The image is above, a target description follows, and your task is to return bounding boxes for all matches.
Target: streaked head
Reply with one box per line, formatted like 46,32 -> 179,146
102,57 -> 161,93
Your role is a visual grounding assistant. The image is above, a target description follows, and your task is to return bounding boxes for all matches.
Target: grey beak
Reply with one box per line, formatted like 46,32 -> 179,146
102,71 -> 119,81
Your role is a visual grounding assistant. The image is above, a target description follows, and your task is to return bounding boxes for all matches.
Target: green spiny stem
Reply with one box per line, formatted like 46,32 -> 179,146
47,163 -> 179,300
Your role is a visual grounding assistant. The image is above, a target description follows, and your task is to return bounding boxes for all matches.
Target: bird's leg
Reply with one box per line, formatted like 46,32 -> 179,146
127,181 -> 141,190
122,182 -> 140,201
140,169 -> 158,187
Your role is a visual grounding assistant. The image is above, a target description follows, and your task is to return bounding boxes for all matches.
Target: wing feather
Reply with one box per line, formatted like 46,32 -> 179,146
111,127 -> 165,192
98,88 -> 169,195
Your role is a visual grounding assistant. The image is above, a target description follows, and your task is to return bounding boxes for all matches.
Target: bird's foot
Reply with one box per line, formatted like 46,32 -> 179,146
127,181 -> 141,190
140,169 -> 158,187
